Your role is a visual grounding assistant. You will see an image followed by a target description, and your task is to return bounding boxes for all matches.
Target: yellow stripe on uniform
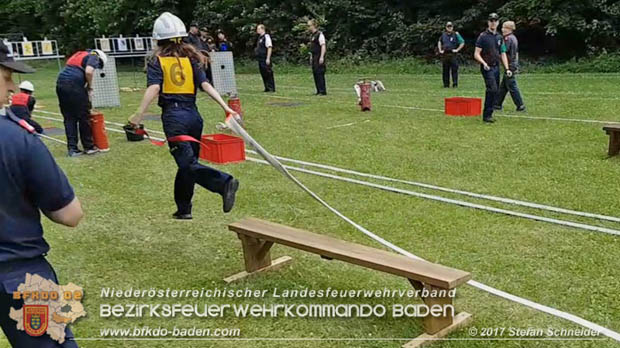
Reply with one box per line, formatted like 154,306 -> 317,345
158,56 -> 195,94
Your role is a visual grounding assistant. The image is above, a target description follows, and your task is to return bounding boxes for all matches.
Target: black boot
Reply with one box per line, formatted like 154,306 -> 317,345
172,211 -> 193,220
222,178 -> 239,213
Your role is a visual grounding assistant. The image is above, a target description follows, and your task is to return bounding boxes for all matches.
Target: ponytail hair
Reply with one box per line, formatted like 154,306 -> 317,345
154,39 -> 203,62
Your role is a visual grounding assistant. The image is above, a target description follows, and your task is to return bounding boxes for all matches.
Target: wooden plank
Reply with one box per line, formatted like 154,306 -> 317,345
229,218 -> 471,289
402,312 -> 473,348
223,256 -> 293,283
603,124 -> 620,132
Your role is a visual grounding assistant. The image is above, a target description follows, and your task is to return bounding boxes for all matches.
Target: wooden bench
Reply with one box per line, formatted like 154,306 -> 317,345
603,124 -> 620,156
226,218 -> 473,347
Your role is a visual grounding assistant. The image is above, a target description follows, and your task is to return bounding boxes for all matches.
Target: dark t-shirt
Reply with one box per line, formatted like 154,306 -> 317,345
186,33 -> 203,50
504,33 -> 519,71
146,55 -> 207,108
439,32 -> 464,51
475,29 -> 507,67
0,109 -> 75,262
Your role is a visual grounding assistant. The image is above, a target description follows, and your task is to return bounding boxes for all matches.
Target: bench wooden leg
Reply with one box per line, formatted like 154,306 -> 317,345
406,279 -> 472,347
239,235 -> 273,272
409,280 -> 454,334
402,312 -> 473,348
223,234 -> 292,283
608,132 -> 620,156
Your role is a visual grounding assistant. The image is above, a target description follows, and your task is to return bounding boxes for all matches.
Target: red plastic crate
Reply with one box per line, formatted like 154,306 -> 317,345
445,97 -> 482,116
199,134 -> 246,164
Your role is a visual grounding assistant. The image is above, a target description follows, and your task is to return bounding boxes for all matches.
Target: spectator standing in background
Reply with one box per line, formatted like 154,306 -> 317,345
199,27 -> 215,52
186,23 -> 203,49
438,21 -> 464,88
308,19 -> 327,96
255,24 -> 275,92
217,31 -> 232,51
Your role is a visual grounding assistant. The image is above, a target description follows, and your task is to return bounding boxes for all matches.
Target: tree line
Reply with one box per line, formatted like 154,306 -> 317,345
2,0 -> 619,62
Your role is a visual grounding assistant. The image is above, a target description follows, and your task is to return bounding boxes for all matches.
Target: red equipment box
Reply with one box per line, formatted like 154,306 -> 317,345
445,97 -> 482,116
199,134 -> 246,164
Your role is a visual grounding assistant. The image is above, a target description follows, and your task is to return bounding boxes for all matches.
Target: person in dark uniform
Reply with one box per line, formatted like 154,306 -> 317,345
186,23 -> 203,50
216,31 -> 232,51
437,22 -> 465,88
494,20 -> 526,112
474,13 -> 512,123
0,40 -> 84,348
308,19 -> 327,95
9,80 -> 43,133
128,12 -> 240,220
255,24 -> 275,92
56,49 -> 107,156
201,29 -> 218,52
199,27 -> 214,51
197,28 -> 216,83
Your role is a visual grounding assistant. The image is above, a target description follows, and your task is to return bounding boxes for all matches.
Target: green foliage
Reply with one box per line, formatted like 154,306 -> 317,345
521,53 -> 620,73
1,0 -> 619,60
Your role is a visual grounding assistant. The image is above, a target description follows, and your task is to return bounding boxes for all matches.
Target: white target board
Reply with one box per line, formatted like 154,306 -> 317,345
92,56 -> 121,108
209,51 -> 237,96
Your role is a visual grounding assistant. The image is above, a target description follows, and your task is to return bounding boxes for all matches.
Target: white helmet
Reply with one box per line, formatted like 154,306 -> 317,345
153,12 -> 188,41
92,49 -> 108,67
19,80 -> 34,92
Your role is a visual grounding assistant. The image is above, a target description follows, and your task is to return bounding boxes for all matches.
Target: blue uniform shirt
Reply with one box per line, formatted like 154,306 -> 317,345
475,29 -> 507,67
57,51 -> 102,87
439,32 -> 464,51
146,55 -> 207,108
0,109 -> 75,262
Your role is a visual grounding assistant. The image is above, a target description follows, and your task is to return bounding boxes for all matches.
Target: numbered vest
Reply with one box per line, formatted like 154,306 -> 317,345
158,56 -> 195,94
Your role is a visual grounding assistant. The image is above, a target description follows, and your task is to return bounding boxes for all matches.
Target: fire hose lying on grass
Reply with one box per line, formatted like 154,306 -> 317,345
33,110 -> 620,342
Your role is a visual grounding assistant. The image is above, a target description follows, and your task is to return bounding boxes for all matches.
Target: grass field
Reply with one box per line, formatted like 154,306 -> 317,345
4,61 -> 620,347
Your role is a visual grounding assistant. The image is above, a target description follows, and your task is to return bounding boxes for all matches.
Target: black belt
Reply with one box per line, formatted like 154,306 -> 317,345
162,101 -> 196,110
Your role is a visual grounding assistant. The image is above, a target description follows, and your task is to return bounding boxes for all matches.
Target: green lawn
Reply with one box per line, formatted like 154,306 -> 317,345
4,61 -> 619,347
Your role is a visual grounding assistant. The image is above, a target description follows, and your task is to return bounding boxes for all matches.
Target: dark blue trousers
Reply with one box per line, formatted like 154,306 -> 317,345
481,65 -> 500,121
162,105 -> 232,214
312,56 -> 327,95
56,81 -> 94,152
0,257 -> 78,347
442,53 -> 459,87
496,74 -> 524,108
258,60 -> 275,92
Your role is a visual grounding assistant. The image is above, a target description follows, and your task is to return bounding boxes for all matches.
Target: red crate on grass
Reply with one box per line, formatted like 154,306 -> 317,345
445,97 -> 482,116
199,134 -> 246,164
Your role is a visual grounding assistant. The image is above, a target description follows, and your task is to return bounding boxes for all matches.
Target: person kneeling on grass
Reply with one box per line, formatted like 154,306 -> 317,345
128,12 -> 240,220
494,20 -> 526,112
9,80 -> 43,133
